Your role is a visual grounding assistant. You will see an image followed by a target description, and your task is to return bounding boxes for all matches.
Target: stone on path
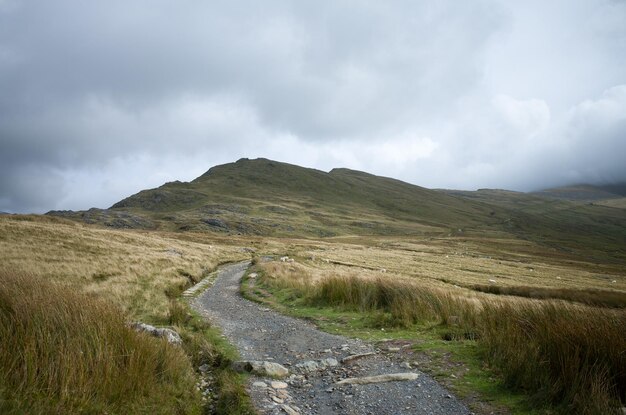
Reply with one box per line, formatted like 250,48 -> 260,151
295,360 -> 319,372
232,361 -> 289,378
341,352 -> 376,364
282,404 -> 300,415
271,381 -> 288,389
295,358 -> 339,373
336,372 -> 419,385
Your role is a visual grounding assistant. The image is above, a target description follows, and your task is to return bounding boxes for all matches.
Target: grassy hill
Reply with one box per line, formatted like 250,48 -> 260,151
53,158 -> 506,237
437,187 -> 626,264
532,183 -> 626,201
48,158 -> 626,264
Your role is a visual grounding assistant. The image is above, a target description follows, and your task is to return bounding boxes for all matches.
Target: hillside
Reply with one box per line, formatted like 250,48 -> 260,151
438,187 -> 626,264
48,158 -> 626,264
532,183 -> 626,201
52,158 -> 506,237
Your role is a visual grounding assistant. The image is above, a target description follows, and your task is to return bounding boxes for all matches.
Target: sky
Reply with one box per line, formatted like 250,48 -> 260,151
1,0 -> 625,213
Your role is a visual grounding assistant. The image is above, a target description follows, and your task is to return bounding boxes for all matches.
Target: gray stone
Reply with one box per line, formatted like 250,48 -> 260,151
295,360 -> 320,373
232,360 -> 289,378
130,322 -> 182,345
336,373 -> 419,385
341,352 -> 376,364
295,358 -> 338,373
271,380 -> 288,389
320,358 -> 339,368
282,404 -> 300,415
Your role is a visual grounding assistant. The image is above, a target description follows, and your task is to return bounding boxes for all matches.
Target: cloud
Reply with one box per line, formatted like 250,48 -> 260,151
0,0 -> 625,212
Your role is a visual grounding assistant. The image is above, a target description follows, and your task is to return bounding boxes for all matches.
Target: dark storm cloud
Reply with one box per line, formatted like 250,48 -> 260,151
0,0 -> 625,212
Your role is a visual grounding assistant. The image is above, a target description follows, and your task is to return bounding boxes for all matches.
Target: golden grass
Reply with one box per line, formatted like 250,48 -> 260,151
0,215 -> 254,413
469,284 -> 626,308
276,235 -> 625,293
480,301 -> 626,414
0,216 -> 248,322
0,271 -> 199,414
2,214 -> 624,413
258,260 -> 626,414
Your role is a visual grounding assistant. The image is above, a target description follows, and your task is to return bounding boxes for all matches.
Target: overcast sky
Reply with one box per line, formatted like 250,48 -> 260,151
1,0 -> 625,213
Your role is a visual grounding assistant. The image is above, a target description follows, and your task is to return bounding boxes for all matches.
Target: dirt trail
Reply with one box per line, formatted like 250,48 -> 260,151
193,262 -> 469,415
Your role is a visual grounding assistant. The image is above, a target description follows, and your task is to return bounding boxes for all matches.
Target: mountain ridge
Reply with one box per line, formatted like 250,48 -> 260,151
47,158 -> 626,264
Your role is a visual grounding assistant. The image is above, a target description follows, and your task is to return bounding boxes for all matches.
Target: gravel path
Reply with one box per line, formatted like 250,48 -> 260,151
193,262 -> 470,415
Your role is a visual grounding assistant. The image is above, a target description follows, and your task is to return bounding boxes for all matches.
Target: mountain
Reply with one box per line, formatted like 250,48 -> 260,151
48,158 -> 626,263
100,158 -> 506,236
532,183 -> 626,202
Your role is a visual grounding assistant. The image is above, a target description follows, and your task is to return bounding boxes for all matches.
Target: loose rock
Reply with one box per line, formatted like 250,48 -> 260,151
232,361 -> 289,378
282,404 -> 300,415
336,373 -> 419,385
341,352 -> 376,364
130,322 -> 182,345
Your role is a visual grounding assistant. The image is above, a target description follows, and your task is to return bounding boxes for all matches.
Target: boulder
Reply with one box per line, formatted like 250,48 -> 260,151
232,361 -> 289,378
130,322 -> 182,345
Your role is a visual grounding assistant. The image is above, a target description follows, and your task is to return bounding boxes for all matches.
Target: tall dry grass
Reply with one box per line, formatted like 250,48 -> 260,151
470,283 -> 626,308
0,271 -> 199,414
310,275 -> 479,329
480,301 -> 626,414
0,216 -> 248,322
258,263 -> 626,414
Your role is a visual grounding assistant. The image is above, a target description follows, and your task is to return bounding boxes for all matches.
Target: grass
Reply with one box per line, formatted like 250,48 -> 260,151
2,212 -> 625,413
0,215 -> 254,414
254,261 -> 626,414
0,215 -> 248,322
480,301 -> 625,414
469,284 -> 626,308
0,271 -> 200,414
